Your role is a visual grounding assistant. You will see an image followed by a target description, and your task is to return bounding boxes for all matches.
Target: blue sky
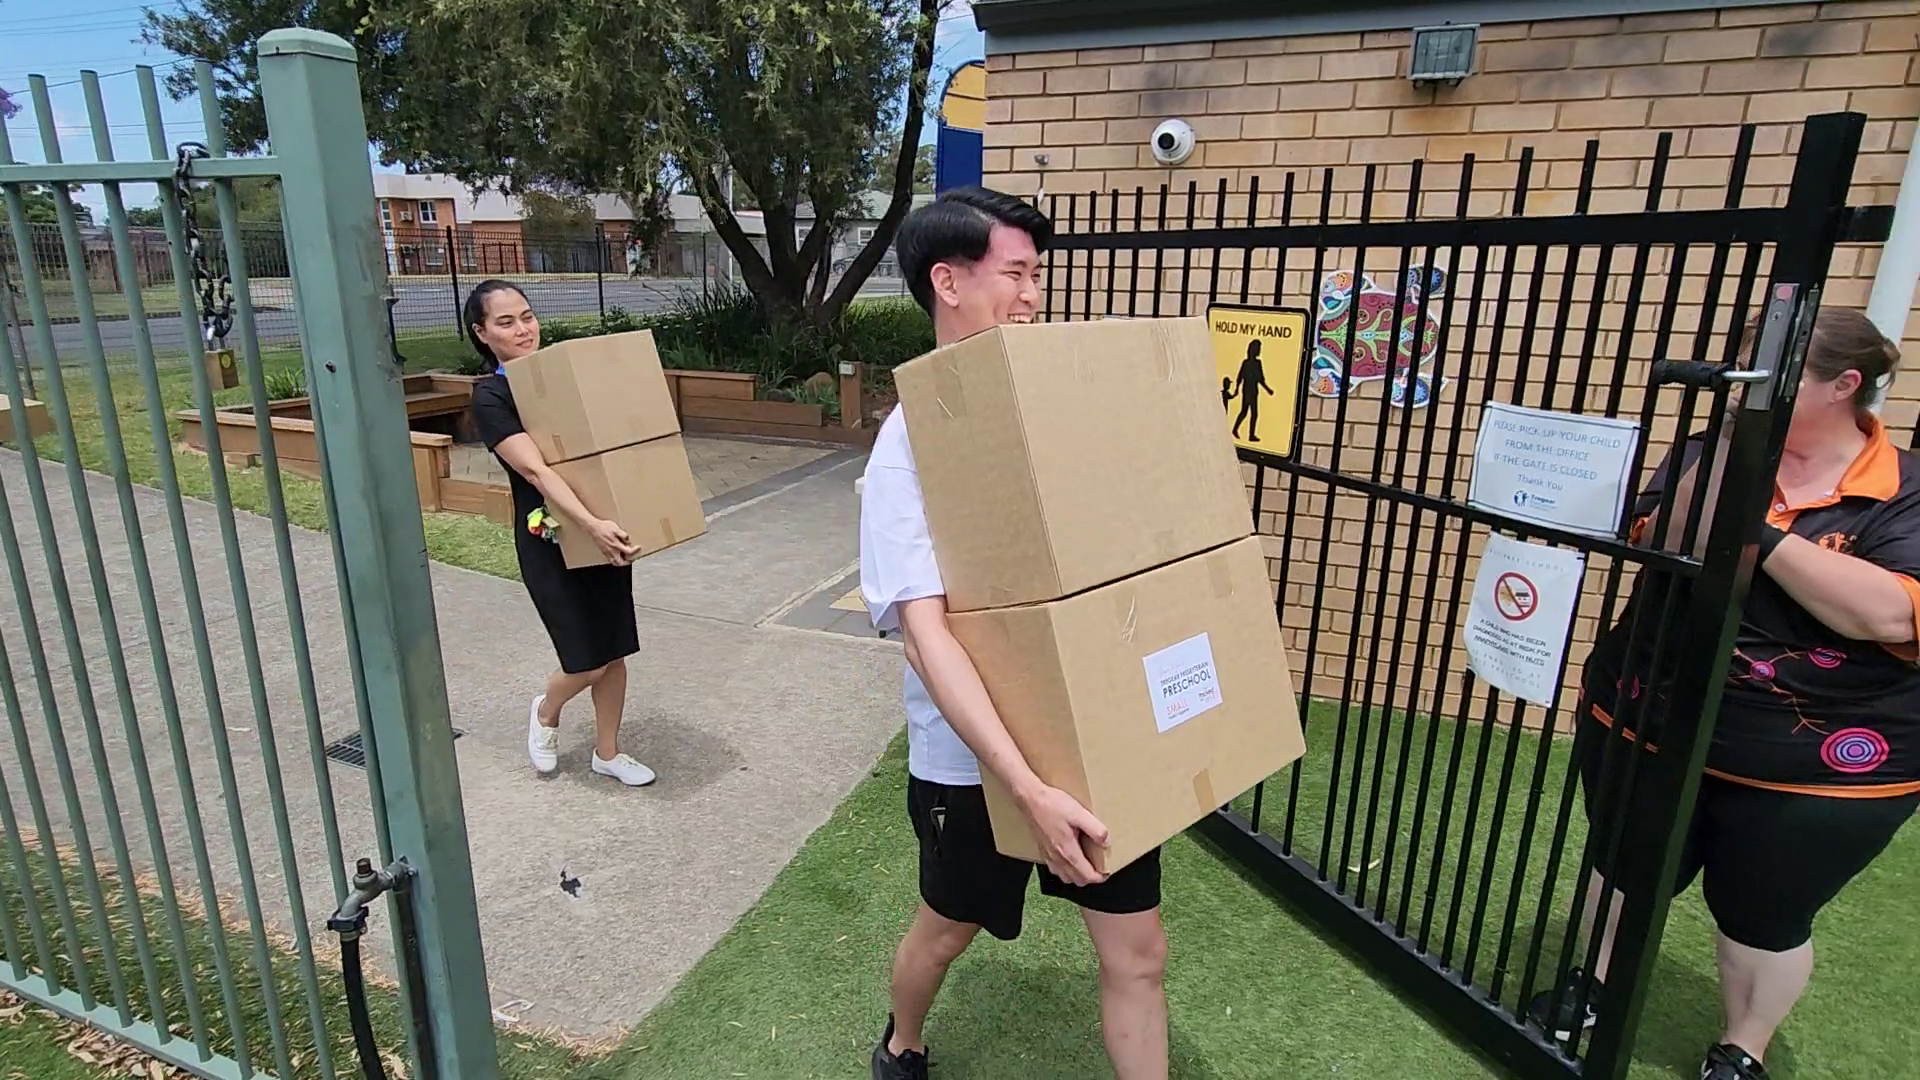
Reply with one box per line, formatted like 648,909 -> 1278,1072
3,0 -> 985,218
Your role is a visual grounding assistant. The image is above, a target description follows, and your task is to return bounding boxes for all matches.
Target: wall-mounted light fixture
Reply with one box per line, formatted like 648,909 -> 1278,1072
1409,23 -> 1478,88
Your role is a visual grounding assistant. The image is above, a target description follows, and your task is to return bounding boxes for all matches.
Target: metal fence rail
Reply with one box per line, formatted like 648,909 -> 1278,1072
1042,113 -> 1883,1080
0,31 -> 494,1080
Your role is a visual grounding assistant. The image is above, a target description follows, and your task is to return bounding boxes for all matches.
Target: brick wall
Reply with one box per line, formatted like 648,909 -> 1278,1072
984,2 -> 1920,723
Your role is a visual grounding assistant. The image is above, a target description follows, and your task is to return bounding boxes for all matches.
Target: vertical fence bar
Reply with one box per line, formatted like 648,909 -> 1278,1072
259,29 -> 500,1079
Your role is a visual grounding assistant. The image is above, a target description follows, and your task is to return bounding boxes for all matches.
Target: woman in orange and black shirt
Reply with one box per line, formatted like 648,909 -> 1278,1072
1529,307 -> 1920,1080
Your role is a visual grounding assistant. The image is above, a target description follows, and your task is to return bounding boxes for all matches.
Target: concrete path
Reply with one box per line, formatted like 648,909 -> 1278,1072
0,433 -> 904,1044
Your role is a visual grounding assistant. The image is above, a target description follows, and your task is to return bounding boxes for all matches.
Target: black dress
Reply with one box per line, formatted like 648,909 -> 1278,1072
470,373 -> 639,674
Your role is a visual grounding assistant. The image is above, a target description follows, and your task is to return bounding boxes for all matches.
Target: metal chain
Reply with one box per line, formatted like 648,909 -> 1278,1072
173,142 -> 235,350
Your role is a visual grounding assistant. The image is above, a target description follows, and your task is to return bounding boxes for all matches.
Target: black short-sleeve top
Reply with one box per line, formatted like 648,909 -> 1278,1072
468,372 -> 546,528
1585,415 -> 1920,797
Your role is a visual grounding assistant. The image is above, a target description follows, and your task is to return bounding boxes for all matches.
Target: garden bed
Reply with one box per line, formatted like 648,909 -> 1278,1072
0,396 -> 54,442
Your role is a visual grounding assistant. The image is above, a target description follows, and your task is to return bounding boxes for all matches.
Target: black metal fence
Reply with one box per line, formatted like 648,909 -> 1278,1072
1043,113 -> 1887,1079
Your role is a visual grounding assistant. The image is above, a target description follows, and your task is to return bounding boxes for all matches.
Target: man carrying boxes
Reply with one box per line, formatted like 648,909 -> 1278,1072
862,189 -> 1306,1080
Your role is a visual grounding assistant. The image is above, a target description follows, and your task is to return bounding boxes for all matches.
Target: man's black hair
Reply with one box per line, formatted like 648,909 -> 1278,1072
894,185 -> 1053,315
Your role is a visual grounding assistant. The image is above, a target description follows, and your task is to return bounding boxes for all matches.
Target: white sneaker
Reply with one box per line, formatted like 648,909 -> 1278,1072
591,752 -> 657,787
527,694 -> 558,775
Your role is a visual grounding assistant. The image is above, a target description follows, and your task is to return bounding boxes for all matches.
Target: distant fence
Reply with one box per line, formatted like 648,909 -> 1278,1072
3,219 -> 909,360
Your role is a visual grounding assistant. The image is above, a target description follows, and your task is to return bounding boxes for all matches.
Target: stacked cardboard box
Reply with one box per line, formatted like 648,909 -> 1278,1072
895,317 -> 1307,875
503,330 -> 707,568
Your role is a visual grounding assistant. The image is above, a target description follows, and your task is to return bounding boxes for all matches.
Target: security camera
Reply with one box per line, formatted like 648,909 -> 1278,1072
1151,119 -> 1196,166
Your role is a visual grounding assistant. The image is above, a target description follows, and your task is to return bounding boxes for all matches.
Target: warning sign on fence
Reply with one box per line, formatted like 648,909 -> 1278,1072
1208,304 -> 1308,456
1465,534 -> 1585,707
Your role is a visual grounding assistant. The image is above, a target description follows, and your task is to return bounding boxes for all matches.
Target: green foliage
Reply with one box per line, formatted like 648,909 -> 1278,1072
123,206 -> 167,227
7,184 -> 93,226
144,0 -> 942,326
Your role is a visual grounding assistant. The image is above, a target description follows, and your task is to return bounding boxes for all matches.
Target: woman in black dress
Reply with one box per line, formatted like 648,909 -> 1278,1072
465,280 -> 656,786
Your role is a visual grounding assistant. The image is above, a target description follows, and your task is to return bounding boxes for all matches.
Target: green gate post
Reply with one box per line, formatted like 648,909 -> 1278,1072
257,29 -> 500,1080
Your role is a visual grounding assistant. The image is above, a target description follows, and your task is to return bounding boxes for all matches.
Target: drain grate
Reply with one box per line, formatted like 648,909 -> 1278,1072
324,729 -> 463,770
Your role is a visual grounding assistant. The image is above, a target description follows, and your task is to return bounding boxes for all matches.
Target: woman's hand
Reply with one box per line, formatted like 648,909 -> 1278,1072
586,517 -> 640,565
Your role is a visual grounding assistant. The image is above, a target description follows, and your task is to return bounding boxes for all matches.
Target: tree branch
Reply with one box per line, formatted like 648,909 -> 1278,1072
692,168 -> 779,300
822,0 -> 939,320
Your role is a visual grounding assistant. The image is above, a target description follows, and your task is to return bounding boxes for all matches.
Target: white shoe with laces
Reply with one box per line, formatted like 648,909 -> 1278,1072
592,752 -> 657,787
527,694 -> 558,775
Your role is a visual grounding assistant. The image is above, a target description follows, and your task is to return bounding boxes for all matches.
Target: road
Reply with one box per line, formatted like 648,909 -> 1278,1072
19,273 -> 911,364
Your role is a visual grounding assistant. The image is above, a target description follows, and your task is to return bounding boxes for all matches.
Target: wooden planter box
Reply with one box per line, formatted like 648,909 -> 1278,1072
0,396 -> 54,442
665,367 -> 876,447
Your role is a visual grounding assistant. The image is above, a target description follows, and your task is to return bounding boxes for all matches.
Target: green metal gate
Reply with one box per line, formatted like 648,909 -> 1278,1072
0,30 -> 495,1079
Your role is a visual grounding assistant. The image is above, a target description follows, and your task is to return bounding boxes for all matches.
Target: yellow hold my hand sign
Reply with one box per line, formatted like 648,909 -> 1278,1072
1209,304 -> 1307,457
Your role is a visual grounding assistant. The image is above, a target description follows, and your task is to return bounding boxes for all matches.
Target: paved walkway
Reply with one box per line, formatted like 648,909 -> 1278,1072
0,434 -> 902,1043
448,435 -> 836,504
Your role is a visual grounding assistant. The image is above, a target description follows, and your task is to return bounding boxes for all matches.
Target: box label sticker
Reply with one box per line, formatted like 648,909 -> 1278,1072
1144,632 -> 1223,733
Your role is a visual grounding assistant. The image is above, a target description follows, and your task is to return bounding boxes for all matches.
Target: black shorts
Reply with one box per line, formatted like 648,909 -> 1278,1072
907,776 -> 1162,942
1575,713 -> 1917,952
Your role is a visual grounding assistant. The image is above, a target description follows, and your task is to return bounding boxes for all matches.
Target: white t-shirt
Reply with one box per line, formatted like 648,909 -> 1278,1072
859,407 -> 982,786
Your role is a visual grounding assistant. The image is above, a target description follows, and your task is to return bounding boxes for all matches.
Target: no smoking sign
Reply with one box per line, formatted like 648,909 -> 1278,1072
1493,572 -> 1538,621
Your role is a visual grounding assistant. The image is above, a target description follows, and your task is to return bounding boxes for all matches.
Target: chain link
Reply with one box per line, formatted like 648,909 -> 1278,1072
172,142 -> 235,351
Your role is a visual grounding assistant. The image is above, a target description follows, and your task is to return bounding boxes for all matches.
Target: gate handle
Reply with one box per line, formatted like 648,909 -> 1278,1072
1650,359 -> 1769,390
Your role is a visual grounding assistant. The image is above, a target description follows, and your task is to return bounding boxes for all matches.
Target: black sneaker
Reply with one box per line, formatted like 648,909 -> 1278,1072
872,1014 -> 930,1080
1525,967 -> 1601,1042
1701,1043 -> 1770,1080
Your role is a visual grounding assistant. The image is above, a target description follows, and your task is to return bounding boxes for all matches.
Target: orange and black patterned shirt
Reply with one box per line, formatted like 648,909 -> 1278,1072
1583,416 -> 1920,797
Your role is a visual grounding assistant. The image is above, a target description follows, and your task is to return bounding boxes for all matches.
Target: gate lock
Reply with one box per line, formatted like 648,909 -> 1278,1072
1649,359 -> 1771,391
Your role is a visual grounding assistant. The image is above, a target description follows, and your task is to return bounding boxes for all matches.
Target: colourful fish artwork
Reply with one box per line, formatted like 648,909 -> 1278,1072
1309,264 -> 1448,408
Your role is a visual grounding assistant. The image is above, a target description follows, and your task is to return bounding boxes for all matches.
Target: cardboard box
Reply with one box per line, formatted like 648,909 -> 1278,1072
549,435 -> 707,568
503,329 -> 680,464
948,536 -> 1305,874
894,317 -> 1250,612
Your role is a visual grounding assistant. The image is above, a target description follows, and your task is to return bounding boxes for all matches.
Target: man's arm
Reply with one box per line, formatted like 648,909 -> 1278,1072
895,595 -> 1111,886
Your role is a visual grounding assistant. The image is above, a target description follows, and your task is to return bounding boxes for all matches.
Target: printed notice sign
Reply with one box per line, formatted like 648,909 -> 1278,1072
1208,304 -> 1310,457
1465,535 -> 1585,707
1468,402 -> 1641,538
1143,632 -> 1224,733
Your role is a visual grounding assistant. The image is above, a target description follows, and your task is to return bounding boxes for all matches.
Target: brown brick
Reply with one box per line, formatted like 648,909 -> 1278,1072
1477,24 -> 1531,42
1014,50 -> 1078,69
1484,38 -> 1577,72
1012,95 -> 1074,122
1850,85 -> 1920,117
1176,58 -> 1247,88
1743,88 -> 1851,123
1610,64 -> 1707,97
1273,140 -> 1351,167
1662,157 -> 1734,188
1316,110 -> 1393,138
1761,21 -> 1868,57
1440,73 -> 1524,104
1572,34 -> 1667,68
1065,144 -> 1139,171
1517,68 -> 1612,101
1212,37 -> 1287,58
982,148 -> 1012,173
1321,49 -> 1401,81
1686,124 -> 1789,156
1704,58 -> 1807,94
1650,94 -> 1748,127
1825,2 -> 1920,20
1203,141 -> 1277,168
1391,105 -> 1476,135
1621,12 -> 1718,32
1363,29 -> 1412,48
983,121 -> 1044,148
1245,54 -> 1321,83
985,97 -> 1013,124
1042,119 -> 1108,145
1666,28 -> 1762,63
1281,32 -> 1363,52
1078,47 -> 1143,65
1473,102 -> 1559,132
1074,93 -> 1142,120
1279,81 -> 1356,111
1530,16 -> 1623,38
1145,42 -> 1212,61
1354,78 -> 1431,108
1721,4 -> 1821,25
1241,112 -> 1316,140
1865,17 -> 1920,51
1188,113 -> 1246,141
986,54 -> 1014,72
1111,63 -> 1181,92
1559,97 -> 1652,129
1205,85 -> 1278,113
1806,52 -> 1910,89
987,69 -> 1045,96
1137,88 -> 1210,115
1347,136 -> 1429,165
1545,127 -> 1671,160
1046,66 -> 1111,95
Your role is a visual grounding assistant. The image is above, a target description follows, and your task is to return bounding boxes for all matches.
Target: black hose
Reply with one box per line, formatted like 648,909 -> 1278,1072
340,931 -> 389,1080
